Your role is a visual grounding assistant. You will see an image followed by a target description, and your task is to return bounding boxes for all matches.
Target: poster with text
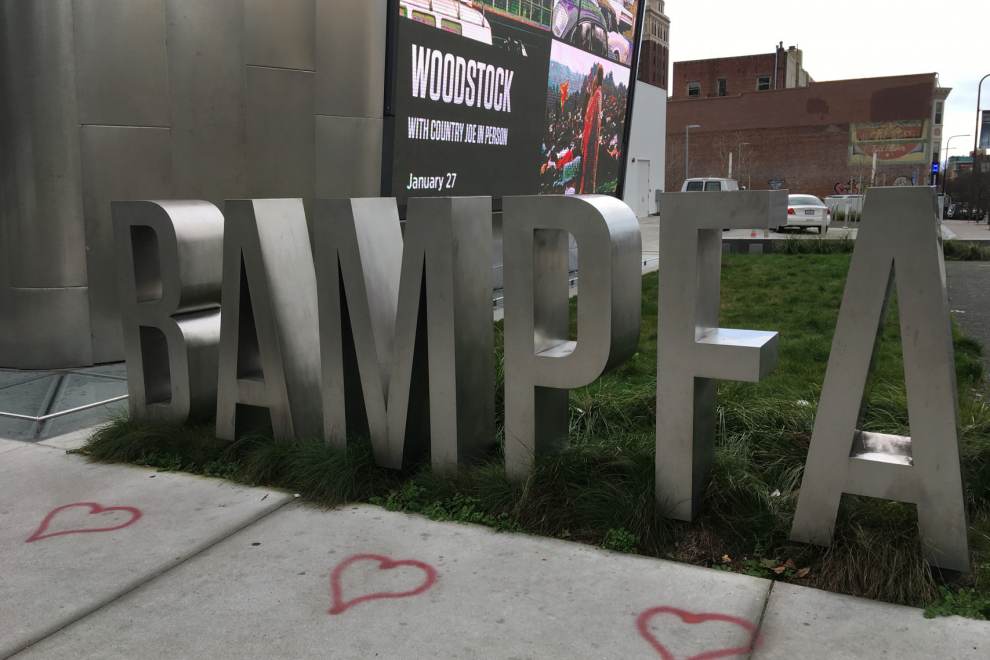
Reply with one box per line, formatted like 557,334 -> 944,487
388,0 -> 641,204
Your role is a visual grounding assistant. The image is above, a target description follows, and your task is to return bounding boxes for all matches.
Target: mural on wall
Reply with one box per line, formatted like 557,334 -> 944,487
849,120 -> 929,166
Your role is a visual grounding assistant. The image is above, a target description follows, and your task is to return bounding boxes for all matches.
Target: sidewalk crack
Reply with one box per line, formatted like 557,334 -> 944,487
749,580 -> 776,659
6,496 -> 296,659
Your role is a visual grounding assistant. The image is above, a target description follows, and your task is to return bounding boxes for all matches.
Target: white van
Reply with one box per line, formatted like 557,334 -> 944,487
400,0 -> 493,46
681,177 -> 740,192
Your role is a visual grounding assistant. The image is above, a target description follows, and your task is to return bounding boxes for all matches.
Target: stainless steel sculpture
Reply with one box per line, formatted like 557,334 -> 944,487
790,187 -> 969,572
502,195 -> 642,480
656,191 -> 786,520
215,199 -> 323,442
313,196 -> 494,471
112,200 -> 223,422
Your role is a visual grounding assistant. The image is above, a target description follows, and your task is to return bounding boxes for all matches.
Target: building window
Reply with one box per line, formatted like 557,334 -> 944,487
716,79 -> 727,96
757,75 -> 771,91
687,82 -> 700,97
935,100 -> 944,125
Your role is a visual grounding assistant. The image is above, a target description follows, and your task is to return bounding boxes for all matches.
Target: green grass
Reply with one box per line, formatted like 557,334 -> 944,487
774,237 -> 990,261
83,253 -> 990,615
943,241 -> 990,261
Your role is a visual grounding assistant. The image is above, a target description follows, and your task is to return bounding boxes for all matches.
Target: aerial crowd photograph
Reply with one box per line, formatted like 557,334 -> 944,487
2,0 -> 990,658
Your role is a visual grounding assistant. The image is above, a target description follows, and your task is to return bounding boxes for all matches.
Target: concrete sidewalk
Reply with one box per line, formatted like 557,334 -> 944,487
2,433 -> 988,659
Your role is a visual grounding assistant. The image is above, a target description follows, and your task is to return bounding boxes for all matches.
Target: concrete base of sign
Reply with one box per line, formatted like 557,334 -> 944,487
753,582 -> 989,660
0,443 -> 293,658
19,503 -> 772,659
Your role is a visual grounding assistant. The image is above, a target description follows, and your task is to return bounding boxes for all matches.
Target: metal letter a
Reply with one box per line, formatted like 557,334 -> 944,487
790,187 -> 969,573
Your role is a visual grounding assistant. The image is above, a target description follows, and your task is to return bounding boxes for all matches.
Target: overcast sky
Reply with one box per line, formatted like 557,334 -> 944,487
665,0 -> 989,161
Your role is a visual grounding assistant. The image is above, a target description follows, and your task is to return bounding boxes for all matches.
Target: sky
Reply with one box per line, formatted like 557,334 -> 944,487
664,0 -> 990,162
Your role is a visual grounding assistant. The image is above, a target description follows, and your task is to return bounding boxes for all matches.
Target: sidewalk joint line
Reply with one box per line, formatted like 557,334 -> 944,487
5,493 -> 296,659
748,580 -> 776,659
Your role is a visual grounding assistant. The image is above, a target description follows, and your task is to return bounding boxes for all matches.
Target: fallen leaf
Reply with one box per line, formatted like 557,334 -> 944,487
721,554 -> 732,564
796,567 -> 811,579
784,559 -> 797,570
772,565 -> 787,575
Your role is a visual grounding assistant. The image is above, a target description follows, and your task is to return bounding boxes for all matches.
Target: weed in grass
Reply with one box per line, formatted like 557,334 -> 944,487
602,528 -> 639,553
82,254 -> 990,614
924,587 -> 990,620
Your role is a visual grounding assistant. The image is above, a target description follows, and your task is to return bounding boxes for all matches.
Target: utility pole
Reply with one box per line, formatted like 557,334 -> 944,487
975,74 -> 988,224
684,124 -> 701,181
941,134 -> 970,195
737,142 -> 750,185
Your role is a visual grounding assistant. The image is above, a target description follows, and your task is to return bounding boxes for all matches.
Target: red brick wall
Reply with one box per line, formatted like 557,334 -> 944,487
672,53 -> 780,98
639,40 -> 669,90
665,74 -> 937,198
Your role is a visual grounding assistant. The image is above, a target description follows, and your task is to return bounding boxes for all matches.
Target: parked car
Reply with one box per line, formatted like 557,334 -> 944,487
599,1 -> 632,63
551,0 -> 609,57
681,177 -> 740,192
778,194 -> 831,234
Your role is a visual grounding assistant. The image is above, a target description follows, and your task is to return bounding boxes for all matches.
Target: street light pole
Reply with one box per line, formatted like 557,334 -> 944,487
942,134 -> 971,195
974,74 -> 989,156
975,74 -> 989,225
685,124 -> 701,181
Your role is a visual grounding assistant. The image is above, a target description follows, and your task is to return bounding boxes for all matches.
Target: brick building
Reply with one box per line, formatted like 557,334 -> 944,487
672,43 -> 811,99
666,69 -> 949,199
638,0 -> 670,90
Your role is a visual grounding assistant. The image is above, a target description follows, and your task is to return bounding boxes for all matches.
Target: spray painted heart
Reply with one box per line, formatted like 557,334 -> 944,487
636,606 -> 759,660
328,553 -> 438,615
26,502 -> 143,543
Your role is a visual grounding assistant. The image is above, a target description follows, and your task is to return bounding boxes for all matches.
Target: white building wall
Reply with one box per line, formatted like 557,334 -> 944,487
623,82 -> 667,216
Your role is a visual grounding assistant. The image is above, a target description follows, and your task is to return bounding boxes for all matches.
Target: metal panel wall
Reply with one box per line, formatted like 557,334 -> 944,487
0,0 -> 387,368
72,0 -> 171,127
315,0 -> 386,119
245,0 -> 314,71
245,67 -> 315,198
165,0 -> 247,204
0,0 -> 88,289
315,115 -> 382,199
0,0 -> 94,368
80,126 -> 174,363
6,289 -> 94,368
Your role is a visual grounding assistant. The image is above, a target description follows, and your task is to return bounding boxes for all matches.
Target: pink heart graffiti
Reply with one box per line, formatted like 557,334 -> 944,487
636,606 -> 760,660
328,553 -> 438,615
26,502 -> 143,543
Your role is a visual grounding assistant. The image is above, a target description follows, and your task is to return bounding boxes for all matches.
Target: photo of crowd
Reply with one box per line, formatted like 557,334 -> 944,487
539,40 -> 630,195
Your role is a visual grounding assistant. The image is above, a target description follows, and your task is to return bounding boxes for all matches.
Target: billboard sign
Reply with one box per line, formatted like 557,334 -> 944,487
385,0 -> 643,204
981,110 -> 990,150
849,120 -> 929,166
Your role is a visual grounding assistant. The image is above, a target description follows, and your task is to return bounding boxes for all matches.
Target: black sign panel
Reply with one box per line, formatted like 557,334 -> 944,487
392,19 -> 549,199
384,1 -> 644,206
